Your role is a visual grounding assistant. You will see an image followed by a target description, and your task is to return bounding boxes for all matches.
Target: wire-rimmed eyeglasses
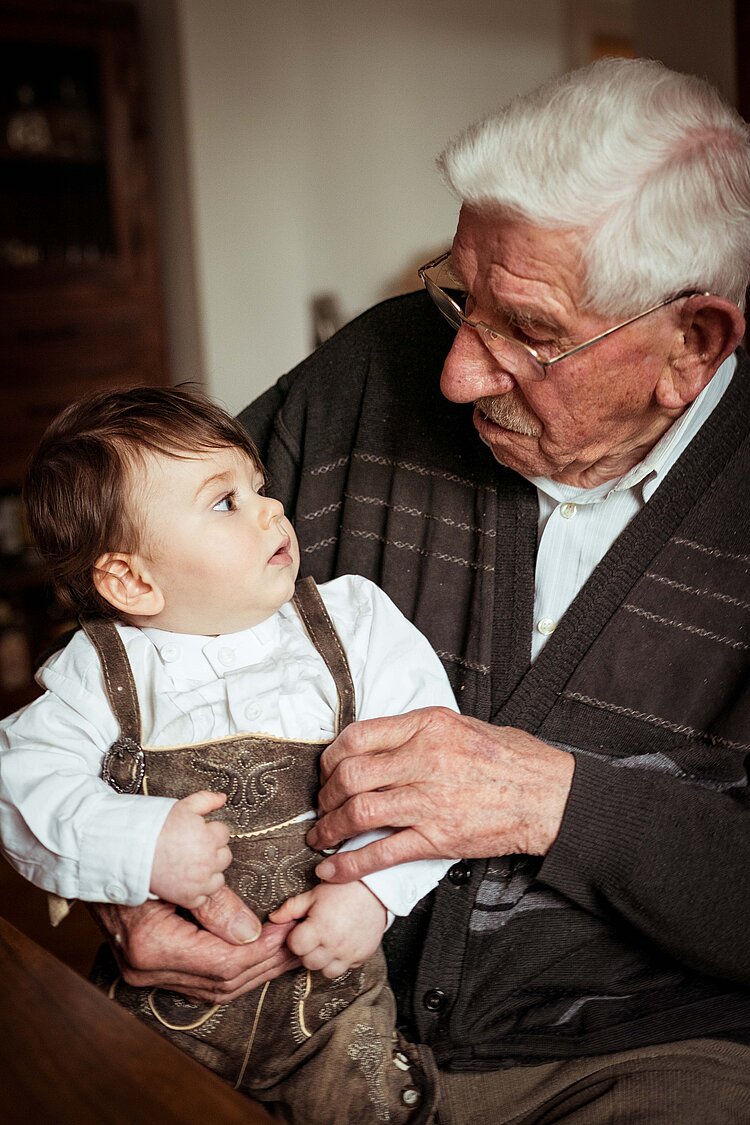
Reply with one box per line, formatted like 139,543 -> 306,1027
418,250 -> 706,382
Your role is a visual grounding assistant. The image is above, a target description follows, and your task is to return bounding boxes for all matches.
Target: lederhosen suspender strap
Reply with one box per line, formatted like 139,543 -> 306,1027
82,617 -> 142,744
292,576 -> 356,729
81,576 -> 356,790
82,615 -> 145,793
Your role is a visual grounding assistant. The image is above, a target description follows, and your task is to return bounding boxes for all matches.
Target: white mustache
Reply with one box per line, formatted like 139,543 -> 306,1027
475,394 -> 542,437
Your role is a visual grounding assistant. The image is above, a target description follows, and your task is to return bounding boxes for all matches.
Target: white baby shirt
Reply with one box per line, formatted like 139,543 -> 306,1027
0,575 -> 458,916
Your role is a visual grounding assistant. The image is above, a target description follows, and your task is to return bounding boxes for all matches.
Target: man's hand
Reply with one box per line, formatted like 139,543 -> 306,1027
150,790 -> 233,909
269,881 -> 387,979
306,707 -> 575,883
89,885 -> 299,1003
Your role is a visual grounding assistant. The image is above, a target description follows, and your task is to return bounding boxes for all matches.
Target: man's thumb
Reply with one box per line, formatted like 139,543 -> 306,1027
192,884 -> 261,944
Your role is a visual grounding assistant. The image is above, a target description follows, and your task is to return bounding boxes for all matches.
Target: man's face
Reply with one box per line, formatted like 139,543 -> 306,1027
440,208 -> 685,487
131,445 -> 300,634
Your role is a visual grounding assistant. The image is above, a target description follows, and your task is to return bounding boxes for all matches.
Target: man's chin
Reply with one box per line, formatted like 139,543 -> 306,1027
474,416 -> 550,477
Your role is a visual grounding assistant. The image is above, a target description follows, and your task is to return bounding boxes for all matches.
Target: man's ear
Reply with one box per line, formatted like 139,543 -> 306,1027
93,553 -> 165,618
658,295 -> 745,410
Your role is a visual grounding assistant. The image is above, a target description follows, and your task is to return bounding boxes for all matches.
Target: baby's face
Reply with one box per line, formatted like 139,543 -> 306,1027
131,445 -> 300,634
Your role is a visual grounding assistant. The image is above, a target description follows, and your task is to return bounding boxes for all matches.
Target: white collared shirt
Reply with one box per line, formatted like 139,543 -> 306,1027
526,356 -> 736,659
0,575 -> 458,914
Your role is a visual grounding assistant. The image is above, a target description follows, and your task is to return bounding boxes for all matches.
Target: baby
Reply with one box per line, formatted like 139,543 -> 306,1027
0,386 -> 459,1124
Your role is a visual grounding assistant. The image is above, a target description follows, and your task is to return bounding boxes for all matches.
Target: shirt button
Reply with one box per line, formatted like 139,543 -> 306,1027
447,861 -> 472,886
423,988 -> 446,1012
218,647 -> 236,667
537,618 -> 557,637
560,502 -> 577,519
160,644 -> 179,662
244,700 -> 262,721
106,883 -> 126,903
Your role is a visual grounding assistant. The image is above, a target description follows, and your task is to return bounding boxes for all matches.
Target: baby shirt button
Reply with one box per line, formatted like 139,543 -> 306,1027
244,700 -> 262,721
218,647 -> 236,667
106,883 -> 126,903
160,644 -> 180,662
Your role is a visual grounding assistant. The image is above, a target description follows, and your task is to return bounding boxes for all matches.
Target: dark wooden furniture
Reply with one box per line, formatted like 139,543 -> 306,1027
737,0 -> 750,123
0,0 -> 168,714
0,853 -> 102,977
0,914 -> 275,1124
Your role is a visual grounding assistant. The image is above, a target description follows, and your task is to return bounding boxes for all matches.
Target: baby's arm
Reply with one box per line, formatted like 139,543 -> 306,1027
150,790 -> 233,909
269,881 -> 387,979
0,652 -> 207,906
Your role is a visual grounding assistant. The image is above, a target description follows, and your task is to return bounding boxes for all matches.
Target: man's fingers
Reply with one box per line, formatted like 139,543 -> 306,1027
90,899 -> 301,1003
191,884 -> 262,944
315,829 -> 426,882
318,711 -> 428,782
317,748 -> 414,817
309,785 -> 418,851
121,944 -> 299,1001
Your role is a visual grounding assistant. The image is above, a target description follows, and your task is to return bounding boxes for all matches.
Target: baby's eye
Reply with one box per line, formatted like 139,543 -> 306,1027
213,491 -> 237,512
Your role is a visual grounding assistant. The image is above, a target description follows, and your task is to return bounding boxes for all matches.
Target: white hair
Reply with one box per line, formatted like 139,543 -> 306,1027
437,58 -> 750,314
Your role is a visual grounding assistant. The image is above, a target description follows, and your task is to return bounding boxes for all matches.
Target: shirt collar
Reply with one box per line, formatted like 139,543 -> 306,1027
528,351 -> 737,506
142,610 -> 283,682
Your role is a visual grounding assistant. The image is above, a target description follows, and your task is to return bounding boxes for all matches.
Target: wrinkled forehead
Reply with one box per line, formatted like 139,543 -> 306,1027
451,205 -> 587,324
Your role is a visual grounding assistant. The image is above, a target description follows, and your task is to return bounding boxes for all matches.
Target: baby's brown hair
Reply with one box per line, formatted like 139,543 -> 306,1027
24,385 -> 263,620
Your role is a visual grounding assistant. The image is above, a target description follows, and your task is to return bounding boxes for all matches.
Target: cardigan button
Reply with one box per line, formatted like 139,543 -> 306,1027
401,1087 -> 421,1107
423,988 -> 446,1012
447,861 -> 472,886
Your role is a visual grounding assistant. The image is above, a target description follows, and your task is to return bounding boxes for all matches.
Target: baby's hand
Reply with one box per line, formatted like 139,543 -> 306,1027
150,790 -> 233,909
269,881 -> 387,979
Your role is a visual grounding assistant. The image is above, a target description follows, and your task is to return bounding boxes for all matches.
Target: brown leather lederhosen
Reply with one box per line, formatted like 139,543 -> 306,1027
84,578 -> 437,1125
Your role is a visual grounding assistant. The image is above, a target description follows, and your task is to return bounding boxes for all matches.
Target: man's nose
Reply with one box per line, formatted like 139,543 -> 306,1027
440,324 -> 515,403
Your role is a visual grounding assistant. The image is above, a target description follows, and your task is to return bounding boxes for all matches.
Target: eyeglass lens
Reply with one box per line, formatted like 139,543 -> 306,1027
423,270 -> 547,380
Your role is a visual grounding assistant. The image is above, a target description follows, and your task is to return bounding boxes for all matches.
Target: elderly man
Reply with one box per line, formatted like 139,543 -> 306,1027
95,59 -> 750,1121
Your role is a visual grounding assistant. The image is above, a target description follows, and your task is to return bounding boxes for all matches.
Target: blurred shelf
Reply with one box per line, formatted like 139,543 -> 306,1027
0,0 -> 169,703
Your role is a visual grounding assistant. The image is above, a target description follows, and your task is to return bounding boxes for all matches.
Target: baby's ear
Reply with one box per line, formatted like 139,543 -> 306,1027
93,553 -> 165,618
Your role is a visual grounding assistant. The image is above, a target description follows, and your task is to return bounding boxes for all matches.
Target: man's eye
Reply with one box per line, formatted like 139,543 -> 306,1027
511,324 -> 558,351
517,327 -> 546,345
213,491 -> 237,512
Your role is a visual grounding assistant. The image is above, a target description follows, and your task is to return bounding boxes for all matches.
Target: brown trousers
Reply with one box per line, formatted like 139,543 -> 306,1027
84,579 -> 436,1125
437,1037 -> 750,1124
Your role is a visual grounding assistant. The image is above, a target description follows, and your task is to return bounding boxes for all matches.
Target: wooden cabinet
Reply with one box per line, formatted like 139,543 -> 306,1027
0,0 -> 168,714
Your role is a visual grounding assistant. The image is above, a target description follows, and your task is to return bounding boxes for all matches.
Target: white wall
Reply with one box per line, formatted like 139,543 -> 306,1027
137,0 -> 205,390
171,0 -> 567,412
138,0 -> 736,414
